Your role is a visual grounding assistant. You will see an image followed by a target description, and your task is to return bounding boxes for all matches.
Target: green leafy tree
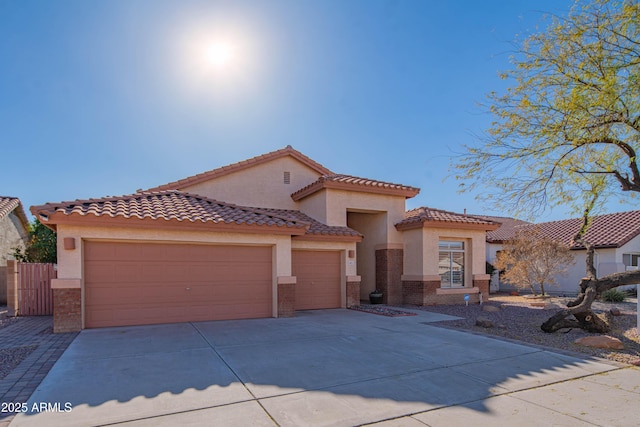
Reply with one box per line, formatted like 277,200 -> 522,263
454,0 -> 640,332
12,219 -> 57,263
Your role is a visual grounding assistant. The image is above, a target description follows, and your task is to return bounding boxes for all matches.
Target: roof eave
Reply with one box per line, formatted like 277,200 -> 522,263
396,220 -> 500,232
30,211 -> 309,236
292,180 -> 420,201
293,234 -> 363,242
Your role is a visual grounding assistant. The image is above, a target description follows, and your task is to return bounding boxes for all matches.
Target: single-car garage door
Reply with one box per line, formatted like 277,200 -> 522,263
84,241 -> 272,328
292,250 -> 341,310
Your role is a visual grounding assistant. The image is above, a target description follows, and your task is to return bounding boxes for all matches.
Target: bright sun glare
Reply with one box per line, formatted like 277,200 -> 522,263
204,41 -> 235,67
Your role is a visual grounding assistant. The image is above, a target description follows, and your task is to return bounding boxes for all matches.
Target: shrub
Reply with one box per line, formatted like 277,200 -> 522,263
601,289 -> 626,303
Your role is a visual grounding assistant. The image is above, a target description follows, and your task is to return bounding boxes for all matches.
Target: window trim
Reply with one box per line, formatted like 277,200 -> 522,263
439,240 -> 465,288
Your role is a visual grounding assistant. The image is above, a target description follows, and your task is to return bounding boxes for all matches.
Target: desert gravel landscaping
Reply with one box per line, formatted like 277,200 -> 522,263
406,294 -> 640,365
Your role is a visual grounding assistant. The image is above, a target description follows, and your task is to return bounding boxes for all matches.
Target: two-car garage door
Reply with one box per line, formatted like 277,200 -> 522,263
84,242 -> 343,329
84,241 -> 273,328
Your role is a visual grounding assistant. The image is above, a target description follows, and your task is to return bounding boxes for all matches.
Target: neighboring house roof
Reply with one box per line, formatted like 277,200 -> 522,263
473,215 -> 531,243
395,207 -> 500,231
530,210 -> 640,250
0,196 -> 30,229
30,190 -> 362,240
291,174 -> 420,201
146,145 -> 334,192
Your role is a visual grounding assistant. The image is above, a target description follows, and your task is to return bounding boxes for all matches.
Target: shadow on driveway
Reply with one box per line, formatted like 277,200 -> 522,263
8,309 -> 635,427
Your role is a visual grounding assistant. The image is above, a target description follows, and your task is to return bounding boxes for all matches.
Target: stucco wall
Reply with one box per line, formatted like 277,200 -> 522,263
400,227 -> 424,277
347,212 -> 387,297
404,227 -> 487,288
0,212 -> 29,304
301,188 -> 405,232
181,156 -> 321,209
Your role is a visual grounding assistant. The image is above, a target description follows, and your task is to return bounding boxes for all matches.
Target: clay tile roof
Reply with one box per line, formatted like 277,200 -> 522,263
30,191 -> 310,232
396,207 -> 500,231
472,215 -> 532,243
526,210 -> 640,249
260,208 -> 363,239
291,174 -> 420,201
0,196 -> 29,227
146,146 -> 333,192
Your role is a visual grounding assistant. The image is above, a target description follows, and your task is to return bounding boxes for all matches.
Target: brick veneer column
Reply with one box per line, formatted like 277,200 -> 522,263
473,274 -> 491,301
277,277 -> 296,318
346,276 -> 361,307
53,288 -> 81,333
375,247 -> 403,305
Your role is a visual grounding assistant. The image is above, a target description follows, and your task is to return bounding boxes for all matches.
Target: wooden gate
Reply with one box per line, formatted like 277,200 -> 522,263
17,263 -> 56,316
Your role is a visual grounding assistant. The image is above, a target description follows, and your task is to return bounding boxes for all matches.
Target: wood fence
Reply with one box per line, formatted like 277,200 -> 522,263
8,262 -> 57,316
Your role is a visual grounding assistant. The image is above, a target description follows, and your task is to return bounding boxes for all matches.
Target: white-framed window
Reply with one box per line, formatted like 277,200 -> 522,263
623,253 -> 640,270
439,240 -> 465,288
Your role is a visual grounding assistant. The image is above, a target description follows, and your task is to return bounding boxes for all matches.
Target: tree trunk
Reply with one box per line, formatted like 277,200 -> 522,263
541,270 -> 640,333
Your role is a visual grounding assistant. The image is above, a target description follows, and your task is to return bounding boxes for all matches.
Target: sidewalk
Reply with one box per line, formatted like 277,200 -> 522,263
0,316 -> 78,427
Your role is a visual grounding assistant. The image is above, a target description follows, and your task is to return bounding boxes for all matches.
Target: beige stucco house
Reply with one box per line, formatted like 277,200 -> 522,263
482,211 -> 640,296
0,196 -> 30,304
31,146 -> 498,332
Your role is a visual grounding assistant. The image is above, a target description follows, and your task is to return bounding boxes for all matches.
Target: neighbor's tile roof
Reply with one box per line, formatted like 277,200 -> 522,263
473,215 -> 531,243
261,208 -> 362,238
528,210 -> 640,249
31,191 -> 310,231
0,196 -> 29,226
396,207 -> 500,230
291,174 -> 420,200
147,146 -> 333,192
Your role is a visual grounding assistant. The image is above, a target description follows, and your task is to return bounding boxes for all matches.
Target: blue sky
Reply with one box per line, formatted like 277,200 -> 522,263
2,0 -> 633,222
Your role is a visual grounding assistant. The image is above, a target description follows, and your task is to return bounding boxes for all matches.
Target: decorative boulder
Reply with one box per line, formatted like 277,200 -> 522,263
574,335 -> 624,350
476,316 -> 494,328
482,305 -> 500,313
609,307 -> 621,316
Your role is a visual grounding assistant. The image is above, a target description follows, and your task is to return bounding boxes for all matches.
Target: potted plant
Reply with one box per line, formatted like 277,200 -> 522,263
369,290 -> 383,304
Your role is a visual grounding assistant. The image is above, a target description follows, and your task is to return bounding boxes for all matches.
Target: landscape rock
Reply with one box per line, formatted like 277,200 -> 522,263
574,335 -> 624,350
609,307 -> 621,316
482,305 -> 500,313
631,359 -> 640,367
475,316 -> 494,328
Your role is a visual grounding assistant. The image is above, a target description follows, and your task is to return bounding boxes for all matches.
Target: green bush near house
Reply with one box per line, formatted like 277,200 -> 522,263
601,289 -> 626,303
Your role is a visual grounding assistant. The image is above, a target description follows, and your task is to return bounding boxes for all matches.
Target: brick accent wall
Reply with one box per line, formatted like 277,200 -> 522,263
474,278 -> 490,301
402,280 -> 440,305
375,248 -> 403,305
346,280 -> 360,307
277,282 -> 295,318
53,288 -> 81,333
425,292 -> 481,305
402,279 -> 486,305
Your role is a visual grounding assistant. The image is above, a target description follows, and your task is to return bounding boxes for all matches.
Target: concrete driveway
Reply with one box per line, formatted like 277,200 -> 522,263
9,308 -> 640,426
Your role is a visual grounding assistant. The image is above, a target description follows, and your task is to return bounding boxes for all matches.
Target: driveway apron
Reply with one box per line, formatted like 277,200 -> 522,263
8,309 -> 640,427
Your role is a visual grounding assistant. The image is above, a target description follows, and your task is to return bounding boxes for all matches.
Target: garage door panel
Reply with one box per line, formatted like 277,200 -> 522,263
84,241 -> 273,328
292,250 -> 341,310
